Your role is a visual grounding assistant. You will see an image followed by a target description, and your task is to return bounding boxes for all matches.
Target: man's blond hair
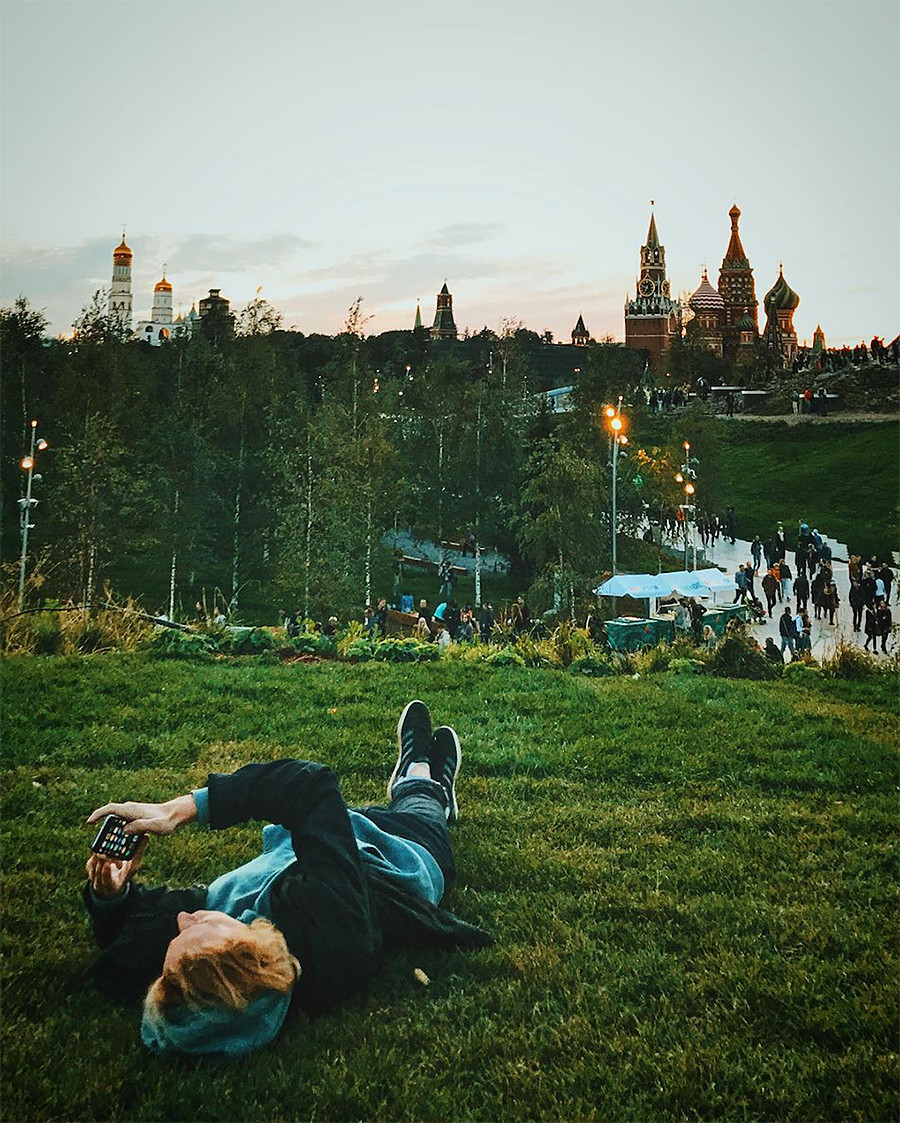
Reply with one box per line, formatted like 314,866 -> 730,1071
145,918 -> 299,1016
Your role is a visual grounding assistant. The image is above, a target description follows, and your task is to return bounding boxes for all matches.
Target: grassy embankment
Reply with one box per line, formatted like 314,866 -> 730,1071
2,655 -> 897,1122
635,416 -> 898,561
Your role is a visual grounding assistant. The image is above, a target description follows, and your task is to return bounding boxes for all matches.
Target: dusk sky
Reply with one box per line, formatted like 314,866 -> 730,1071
2,0 -> 897,346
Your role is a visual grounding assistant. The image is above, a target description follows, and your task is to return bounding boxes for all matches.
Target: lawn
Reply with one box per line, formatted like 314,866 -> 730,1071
713,420 -> 899,560
2,655 -> 897,1122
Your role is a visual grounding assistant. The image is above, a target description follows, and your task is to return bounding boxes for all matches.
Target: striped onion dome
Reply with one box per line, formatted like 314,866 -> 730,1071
764,266 -> 800,311
689,268 -> 725,313
738,312 -> 757,332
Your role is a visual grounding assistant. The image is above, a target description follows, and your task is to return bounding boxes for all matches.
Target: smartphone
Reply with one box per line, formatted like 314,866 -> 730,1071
91,814 -> 143,861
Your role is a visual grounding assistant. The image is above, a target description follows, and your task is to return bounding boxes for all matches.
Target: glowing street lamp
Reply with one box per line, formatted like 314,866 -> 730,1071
17,419 -> 49,612
605,407 -> 628,575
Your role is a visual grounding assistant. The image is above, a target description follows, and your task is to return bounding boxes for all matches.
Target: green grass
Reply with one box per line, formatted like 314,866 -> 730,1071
2,655 -> 898,1122
714,420 -> 899,559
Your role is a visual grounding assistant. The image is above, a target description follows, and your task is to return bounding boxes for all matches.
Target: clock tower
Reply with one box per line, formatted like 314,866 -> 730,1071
624,209 -> 681,371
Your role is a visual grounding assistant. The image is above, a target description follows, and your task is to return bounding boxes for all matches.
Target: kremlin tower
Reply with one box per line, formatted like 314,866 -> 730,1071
718,204 -> 758,358
571,314 -> 590,346
151,269 -> 173,327
624,209 -> 681,371
107,230 -> 133,333
763,266 -> 800,367
687,269 -> 725,357
431,282 -> 458,340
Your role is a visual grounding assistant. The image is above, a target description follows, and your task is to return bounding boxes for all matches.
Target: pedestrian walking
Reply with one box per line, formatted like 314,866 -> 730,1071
762,569 -> 778,617
849,580 -> 865,631
779,606 -> 797,657
863,605 -> 878,651
794,571 -> 810,613
779,560 -> 793,602
751,536 -> 762,572
875,602 -> 892,653
822,581 -> 839,626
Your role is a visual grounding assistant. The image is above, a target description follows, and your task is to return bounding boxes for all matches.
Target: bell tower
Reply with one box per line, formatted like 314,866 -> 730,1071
108,228 -> 133,333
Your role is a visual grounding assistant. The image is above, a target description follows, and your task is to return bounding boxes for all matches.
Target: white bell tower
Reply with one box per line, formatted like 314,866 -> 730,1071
108,227 -> 133,333
151,265 -> 173,325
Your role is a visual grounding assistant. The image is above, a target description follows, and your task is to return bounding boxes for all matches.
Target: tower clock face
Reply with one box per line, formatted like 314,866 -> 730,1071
639,278 -> 654,296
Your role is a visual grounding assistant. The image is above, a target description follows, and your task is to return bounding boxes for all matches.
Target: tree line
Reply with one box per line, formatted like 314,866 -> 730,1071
2,291 -> 709,623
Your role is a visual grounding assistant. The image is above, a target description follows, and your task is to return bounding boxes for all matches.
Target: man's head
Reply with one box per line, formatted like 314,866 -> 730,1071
149,911 -> 298,1016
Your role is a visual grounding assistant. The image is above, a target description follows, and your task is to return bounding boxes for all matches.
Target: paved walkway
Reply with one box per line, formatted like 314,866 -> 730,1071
385,528 -> 895,660
678,530 -> 895,660
383,529 -> 511,575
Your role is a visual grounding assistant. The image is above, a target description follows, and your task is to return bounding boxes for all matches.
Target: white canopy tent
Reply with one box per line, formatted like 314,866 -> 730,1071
595,568 -> 737,604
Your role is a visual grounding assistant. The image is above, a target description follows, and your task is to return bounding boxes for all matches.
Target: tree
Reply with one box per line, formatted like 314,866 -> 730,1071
235,296 -> 284,337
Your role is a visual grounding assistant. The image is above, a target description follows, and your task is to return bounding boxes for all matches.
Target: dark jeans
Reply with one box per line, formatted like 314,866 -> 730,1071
355,778 -> 455,889
852,606 -> 863,630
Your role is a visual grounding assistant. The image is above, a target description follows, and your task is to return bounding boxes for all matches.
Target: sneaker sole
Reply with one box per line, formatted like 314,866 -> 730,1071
387,699 -> 431,801
432,725 -> 461,824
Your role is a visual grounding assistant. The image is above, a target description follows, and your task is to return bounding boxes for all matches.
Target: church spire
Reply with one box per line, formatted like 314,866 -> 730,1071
723,204 -> 748,266
646,210 -> 660,249
414,300 -> 422,330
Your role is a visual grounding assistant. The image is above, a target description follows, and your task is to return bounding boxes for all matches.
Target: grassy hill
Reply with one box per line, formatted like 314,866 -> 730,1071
2,655 -> 897,1122
713,420 -> 899,559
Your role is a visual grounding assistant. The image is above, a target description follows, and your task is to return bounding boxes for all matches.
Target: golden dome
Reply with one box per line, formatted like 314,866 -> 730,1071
154,277 -> 172,292
113,238 -> 132,259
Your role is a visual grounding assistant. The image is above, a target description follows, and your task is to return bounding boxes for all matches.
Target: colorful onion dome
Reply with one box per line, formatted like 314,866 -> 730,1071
154,276 -> 172,292
764,266 -> 799,311
738,312 -> 757,332
689,268 -> 725,313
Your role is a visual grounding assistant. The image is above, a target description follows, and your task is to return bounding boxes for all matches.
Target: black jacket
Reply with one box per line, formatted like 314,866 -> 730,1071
84,761 -> 492,1012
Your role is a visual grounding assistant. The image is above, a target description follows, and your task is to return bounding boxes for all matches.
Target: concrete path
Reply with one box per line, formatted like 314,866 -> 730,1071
383,529 -> 511,575
682,530 -> 895,660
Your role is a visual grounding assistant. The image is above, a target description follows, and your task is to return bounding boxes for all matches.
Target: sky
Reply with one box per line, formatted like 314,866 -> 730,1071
1,0 -> 898,346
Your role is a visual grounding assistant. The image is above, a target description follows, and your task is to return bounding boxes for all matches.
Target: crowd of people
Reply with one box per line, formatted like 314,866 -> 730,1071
727,521 -> 894,658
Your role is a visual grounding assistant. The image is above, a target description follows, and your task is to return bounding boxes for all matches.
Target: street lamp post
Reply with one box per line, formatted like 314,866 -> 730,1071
17,419 -> 49,612
675,441 -> 699,570
604,405 -> 627,576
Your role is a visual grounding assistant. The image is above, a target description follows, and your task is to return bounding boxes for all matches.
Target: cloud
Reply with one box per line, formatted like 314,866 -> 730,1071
427,223 -> 503,249
168,233 -> 316,272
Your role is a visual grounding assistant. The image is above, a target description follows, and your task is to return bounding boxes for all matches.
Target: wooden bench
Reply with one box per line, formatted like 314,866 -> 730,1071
400,555 -> 435,570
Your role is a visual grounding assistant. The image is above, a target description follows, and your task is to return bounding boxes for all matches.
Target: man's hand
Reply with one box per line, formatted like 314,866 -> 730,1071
85,836 -> 148,899
86,794 -> 197,836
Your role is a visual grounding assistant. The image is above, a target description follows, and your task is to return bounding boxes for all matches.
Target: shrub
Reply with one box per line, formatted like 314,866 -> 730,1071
148,628 -> 216,658
291,632 -> 337,658
706,632 -> 782,680
515,633 -> 549,668
338,621 -> 365,657
75,623 -> 105,653
374,638 -> 439,663
31,614 -> 64,655
485,646 -> 526,667
570,654 -> 620,677
821,641 -> 879,680
220,628 -> 279,656
669,657 -> 704,674
444,642 -> 487,663
783,660 -> 823,682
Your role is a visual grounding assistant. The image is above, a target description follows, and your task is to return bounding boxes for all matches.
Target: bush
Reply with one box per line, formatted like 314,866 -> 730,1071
783,660 -> 823,682
444,642 -> 487,663
485,646 -> 526,668
344,637 -> 439,663
515,633 -> 549,668
291,632 -> 337,658
220,628 -> 279,656
821,641 -> 879,680
148,628 -> 216,658
32,614 -> 63,655
706,632 -> 782,680
669,657 -> 704,674
570,654 -> 620,677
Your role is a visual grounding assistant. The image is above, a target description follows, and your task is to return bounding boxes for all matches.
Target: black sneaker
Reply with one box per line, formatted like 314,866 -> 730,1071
387,700 -> 432,801
430,726 -> 461,824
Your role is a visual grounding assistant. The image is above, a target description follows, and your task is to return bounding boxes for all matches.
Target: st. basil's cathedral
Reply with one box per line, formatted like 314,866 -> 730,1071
622,204 -> 806,372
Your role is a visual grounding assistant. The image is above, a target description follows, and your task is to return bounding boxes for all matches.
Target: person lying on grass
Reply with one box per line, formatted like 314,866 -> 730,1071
83,701 -> 491,1058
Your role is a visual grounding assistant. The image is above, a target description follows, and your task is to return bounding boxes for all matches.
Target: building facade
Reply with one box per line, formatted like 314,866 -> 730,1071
624,212 -> 681,371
